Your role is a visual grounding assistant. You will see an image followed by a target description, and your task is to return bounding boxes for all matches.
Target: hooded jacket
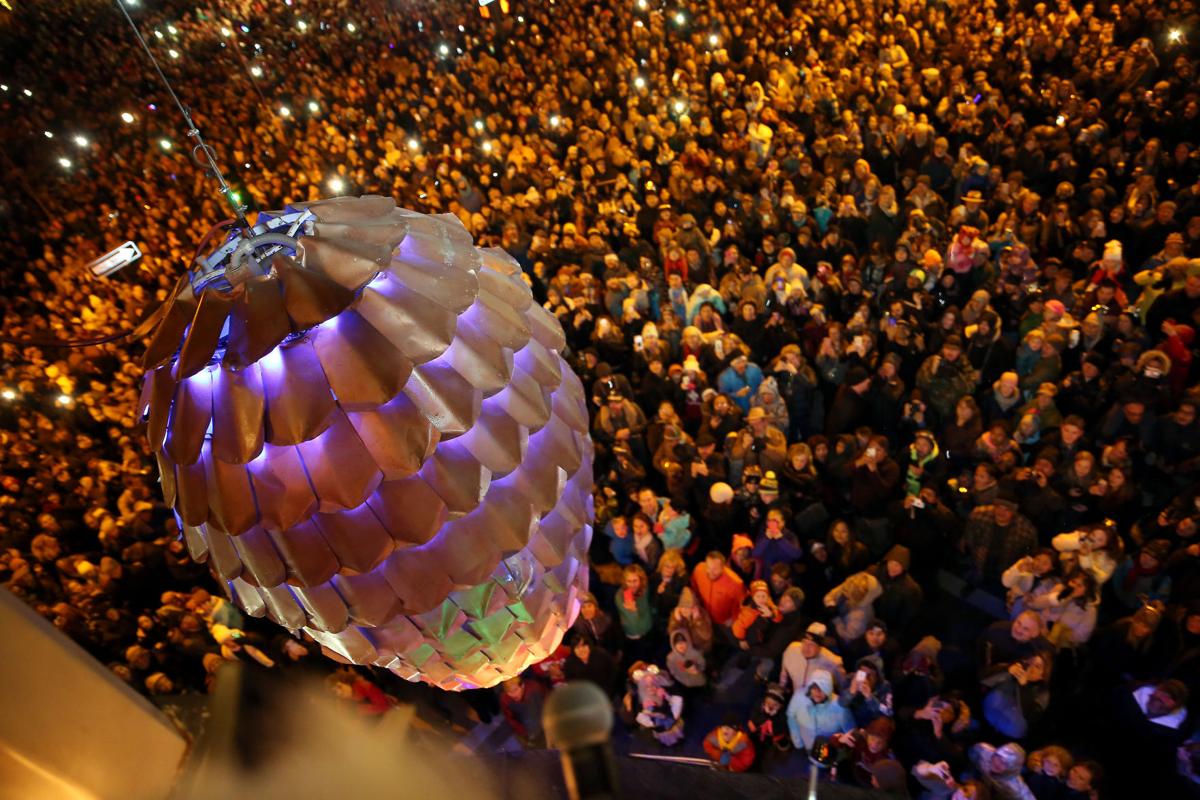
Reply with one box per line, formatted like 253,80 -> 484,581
668,586 -> 714,653
970,743 -> 1036,800
824,571 -> 884,642
787,669 -> 856,750
666,627 -> 708,688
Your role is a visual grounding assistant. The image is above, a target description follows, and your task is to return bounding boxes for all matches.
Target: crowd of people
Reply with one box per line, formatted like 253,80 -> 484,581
5,0 -> 1200,796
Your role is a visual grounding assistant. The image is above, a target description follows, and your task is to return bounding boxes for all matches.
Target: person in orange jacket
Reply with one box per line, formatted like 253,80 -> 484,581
732,579 -> 784,649
703,715 -> 757,772
690,550 -> 747,626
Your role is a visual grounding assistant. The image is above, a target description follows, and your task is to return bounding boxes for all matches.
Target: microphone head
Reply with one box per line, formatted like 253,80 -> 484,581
543,681 -> 614,750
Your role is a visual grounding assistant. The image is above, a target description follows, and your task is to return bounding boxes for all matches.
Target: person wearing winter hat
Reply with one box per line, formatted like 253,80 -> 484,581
970,741 -> 1036,800
1111,539 -> 1174,612
868,758 -> 909,796
870,544 -> 924,638
703,713 -> 756,772
747,683 -> 792,764
780,622 -> 846,697
826,363 -> 874,436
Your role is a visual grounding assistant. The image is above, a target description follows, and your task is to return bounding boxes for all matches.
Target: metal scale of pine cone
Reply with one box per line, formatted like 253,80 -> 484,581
138,196 -> 593,690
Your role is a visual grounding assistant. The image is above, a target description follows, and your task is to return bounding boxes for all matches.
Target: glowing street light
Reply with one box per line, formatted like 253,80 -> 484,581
549,115 -> 561,128
279,105 -> 292,118
56,394 -> 72,407
250,65 -> 263,77
482,140 -> 494,154
438,43 -> 450,56
167,24 -> 178,35
407,138 -> 420,151
154,30 -> 163,39
634,76 -> 646,89
1169,28 -> 1184,42
0,84 -> 8,92
160,138 -> 172,150
297,20 -> 308,31
673,99 -> 686,114
474,119 -> 485,131
58,157 -> 72,169
168,48 -> 180,59
307,100 -> 320,113
708,33 -> 720,47
73,135 -> 89,147
1,389 -> 16,401
675,11 -> 686,26
22,88 -> 32,97
121,112 -> 135,124
637,0 -> 647,9
328,176 -> 345,193
346,22 -> 357,32
221,27 -> 233,38
43,131 -> 53,139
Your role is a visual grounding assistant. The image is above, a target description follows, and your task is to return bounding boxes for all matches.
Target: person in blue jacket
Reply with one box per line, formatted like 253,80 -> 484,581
718,354 -> 765,413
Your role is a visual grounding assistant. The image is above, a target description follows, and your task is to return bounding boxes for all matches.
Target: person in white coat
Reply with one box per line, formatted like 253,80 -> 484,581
1025,571 -> 1100,648
1051,524 -> 1122,585
1001,549 -> 1060,617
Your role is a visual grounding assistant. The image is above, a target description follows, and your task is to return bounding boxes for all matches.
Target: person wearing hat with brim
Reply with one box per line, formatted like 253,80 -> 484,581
727,406 -> 788,485
593,387 -> 649,459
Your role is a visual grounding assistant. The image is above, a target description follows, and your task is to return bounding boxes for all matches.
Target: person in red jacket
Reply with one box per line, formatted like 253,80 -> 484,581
690,550 -> 747,626
703,716 -> 757,772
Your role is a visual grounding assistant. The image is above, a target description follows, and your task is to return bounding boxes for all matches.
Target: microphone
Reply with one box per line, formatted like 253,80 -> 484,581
543,681 -> 622,800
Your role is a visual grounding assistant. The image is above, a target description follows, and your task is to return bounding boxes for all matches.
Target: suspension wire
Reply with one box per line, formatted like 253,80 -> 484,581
0,7 -> 256,350
113,0 -> 250,232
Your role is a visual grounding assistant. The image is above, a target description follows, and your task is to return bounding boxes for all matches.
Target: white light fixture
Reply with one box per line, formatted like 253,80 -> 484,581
279,106 -> 291,118
1169,28 -> 1183,42
58,157 -> 72,169
250,65 -> 263,77
438,43 -> 450,56
482,140 -> 494,153
674,100 -> 686,114
56,394 -> 72,406
43,131 -> 53,139
709,33 -> 719,47
73,135 -> 89,147
167,24 -> 178,35
407,138 -> 420,151
22,88 -> 32,97
328,176 -> 345,193
634,76 -> 646,89
0,84 -> 8,92
474,119 -> 485,131
168,49 -> 180,59
1,389 -> 16,401
121,112 -> 135,124
346,22 -> 357,32
675,11 -> 686,25
221,27 -> 233,38
308,101 -> 320,113
154,30 -> 163,39
549,115 -> 561,128
637,0 -> 647,8
160,138 -> 172,150
297,20 -> 308,31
